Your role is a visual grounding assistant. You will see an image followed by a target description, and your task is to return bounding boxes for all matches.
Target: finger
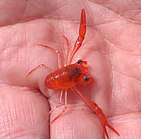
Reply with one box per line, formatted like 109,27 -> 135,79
49,103 -> 104,139
0,84 -> 49,138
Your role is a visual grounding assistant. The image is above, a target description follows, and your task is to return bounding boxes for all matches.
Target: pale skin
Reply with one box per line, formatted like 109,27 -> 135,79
0,0 -> 141,139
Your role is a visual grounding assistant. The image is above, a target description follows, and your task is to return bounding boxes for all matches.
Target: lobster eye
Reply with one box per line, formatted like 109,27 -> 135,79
77,59 -> 83,64
83,76 -> 90,81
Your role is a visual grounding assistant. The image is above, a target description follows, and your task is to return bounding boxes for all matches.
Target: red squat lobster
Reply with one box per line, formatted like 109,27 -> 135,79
27,9 -> 120,139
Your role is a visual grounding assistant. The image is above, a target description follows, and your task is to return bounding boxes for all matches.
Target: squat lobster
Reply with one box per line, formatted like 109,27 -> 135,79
27,9 -> 120,139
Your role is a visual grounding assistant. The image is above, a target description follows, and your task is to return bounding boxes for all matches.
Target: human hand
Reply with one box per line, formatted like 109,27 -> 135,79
0,0 -> 140,139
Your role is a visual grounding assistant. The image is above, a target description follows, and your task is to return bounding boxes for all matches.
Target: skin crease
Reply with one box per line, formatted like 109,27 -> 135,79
0,0 -> 141,138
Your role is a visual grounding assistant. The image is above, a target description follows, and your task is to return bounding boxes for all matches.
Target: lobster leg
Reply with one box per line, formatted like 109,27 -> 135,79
48,90 -> 64,115
50,90 -> 68,124
63,35 -> 71,66
69,9 -> 86,64
27,44 -> 62,78
72,87 -> 120,139
26,64 -> 53,78
38,44 -> 62,68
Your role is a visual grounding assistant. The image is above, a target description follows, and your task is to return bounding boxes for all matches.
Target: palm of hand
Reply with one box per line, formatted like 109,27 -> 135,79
0,1 -> 140,139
